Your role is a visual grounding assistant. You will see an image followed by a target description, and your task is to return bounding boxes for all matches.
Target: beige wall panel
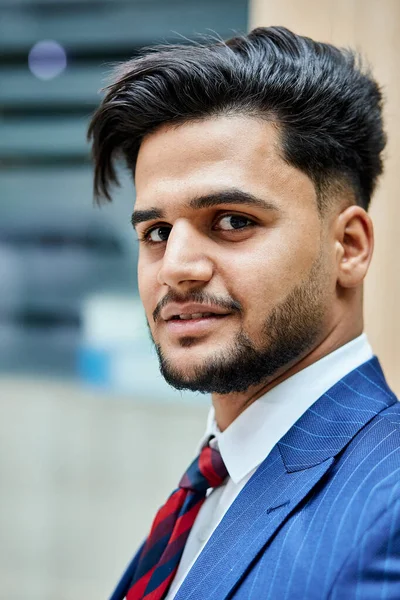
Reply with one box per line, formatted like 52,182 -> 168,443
250,0 -> 400,393
0,377 -> 208,600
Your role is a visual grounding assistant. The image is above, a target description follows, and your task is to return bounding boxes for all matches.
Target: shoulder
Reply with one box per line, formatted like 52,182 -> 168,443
324,401 -> 400,532
379,399 -> 400,427
338,400 -> 400,477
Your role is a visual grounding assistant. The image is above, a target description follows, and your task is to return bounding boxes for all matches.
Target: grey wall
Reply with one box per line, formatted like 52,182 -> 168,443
0,0 -> 248,376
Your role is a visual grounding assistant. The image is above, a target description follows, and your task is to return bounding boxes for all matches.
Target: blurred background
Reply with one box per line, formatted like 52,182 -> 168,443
0,0 -> 398,598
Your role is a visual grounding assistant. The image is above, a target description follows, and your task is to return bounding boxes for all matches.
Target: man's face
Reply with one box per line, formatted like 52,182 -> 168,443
134,116 -> 335,394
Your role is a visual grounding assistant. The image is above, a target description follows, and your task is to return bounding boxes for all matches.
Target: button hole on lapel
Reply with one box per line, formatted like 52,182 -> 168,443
266,500 -> 290,514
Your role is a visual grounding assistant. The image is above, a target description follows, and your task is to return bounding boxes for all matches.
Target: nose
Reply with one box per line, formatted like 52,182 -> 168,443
157,220 -> 214,290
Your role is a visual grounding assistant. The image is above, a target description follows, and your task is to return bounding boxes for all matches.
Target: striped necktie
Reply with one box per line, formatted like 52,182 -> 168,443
127,443 -> 228,600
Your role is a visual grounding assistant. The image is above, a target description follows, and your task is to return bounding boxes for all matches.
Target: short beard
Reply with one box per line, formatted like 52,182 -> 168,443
153,256 -> 328,394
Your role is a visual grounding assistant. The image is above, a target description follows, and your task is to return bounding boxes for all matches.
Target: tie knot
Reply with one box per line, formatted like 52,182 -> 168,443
179,445 -> 228,493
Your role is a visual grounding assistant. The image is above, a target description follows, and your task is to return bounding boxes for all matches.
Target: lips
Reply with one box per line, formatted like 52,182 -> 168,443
171,312 -> 216,320
161,303 -> 232,322
164,313 -> 231,336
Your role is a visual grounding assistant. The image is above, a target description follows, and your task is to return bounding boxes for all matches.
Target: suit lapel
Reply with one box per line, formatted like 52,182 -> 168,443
174,357 -> 397,600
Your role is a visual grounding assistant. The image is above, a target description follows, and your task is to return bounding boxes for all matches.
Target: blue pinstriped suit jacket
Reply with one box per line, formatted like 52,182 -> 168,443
111,357 -> 400,599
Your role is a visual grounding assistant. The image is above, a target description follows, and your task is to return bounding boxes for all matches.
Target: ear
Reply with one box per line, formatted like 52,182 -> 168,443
334,205 -> 374,288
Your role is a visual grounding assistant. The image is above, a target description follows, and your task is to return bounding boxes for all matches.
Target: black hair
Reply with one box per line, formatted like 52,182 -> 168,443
87,26 -> 386,211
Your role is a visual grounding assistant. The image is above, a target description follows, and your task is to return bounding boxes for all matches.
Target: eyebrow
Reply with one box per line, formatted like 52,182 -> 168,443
130,188 -> 280,229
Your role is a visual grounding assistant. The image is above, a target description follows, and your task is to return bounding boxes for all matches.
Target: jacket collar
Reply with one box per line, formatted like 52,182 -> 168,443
278,356 -> 396,472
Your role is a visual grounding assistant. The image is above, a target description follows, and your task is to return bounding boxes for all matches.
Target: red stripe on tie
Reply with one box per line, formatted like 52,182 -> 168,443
148,489 -> 185,535
163,498 -> 203,549
199,446 -> 221,487
126,565 -> 157,600
143,489 -> 186,553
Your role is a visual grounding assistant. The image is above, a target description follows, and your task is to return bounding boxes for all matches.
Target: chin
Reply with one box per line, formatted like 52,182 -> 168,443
163,348 -> 204,372
156,341 -> 210,374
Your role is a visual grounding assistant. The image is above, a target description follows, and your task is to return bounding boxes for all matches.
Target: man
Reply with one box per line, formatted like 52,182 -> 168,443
88,26 -> 400,599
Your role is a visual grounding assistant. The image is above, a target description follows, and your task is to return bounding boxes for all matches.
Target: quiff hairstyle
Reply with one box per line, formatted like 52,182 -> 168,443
87,26 -> 386,211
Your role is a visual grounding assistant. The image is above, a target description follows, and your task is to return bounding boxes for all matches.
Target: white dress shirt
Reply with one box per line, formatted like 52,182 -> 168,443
165,334 -> 373,599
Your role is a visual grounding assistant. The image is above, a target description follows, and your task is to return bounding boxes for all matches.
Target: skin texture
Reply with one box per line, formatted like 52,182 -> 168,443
134,115 -> 374,431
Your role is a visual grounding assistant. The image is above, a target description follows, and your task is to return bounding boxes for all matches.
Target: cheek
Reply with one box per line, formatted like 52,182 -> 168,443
216,250 -> 274,331
222,240 -> 293,296
222,229 -> 320,316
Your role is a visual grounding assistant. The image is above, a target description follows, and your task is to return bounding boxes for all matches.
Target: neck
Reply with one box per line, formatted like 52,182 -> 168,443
212,319 -> 363,432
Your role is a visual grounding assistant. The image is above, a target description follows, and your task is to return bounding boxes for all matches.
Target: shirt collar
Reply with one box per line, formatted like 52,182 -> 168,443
199,333 -> 373,484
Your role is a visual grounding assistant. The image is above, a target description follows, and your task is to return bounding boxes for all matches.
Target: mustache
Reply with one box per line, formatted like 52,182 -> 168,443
152,290 -> 242,323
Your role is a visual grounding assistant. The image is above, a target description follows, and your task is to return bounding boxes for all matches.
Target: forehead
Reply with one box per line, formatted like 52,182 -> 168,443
134,115 -> 316,211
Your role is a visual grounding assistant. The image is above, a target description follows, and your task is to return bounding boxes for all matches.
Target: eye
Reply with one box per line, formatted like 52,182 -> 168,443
216,214 -> 254,231
143,225 -> 171,243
